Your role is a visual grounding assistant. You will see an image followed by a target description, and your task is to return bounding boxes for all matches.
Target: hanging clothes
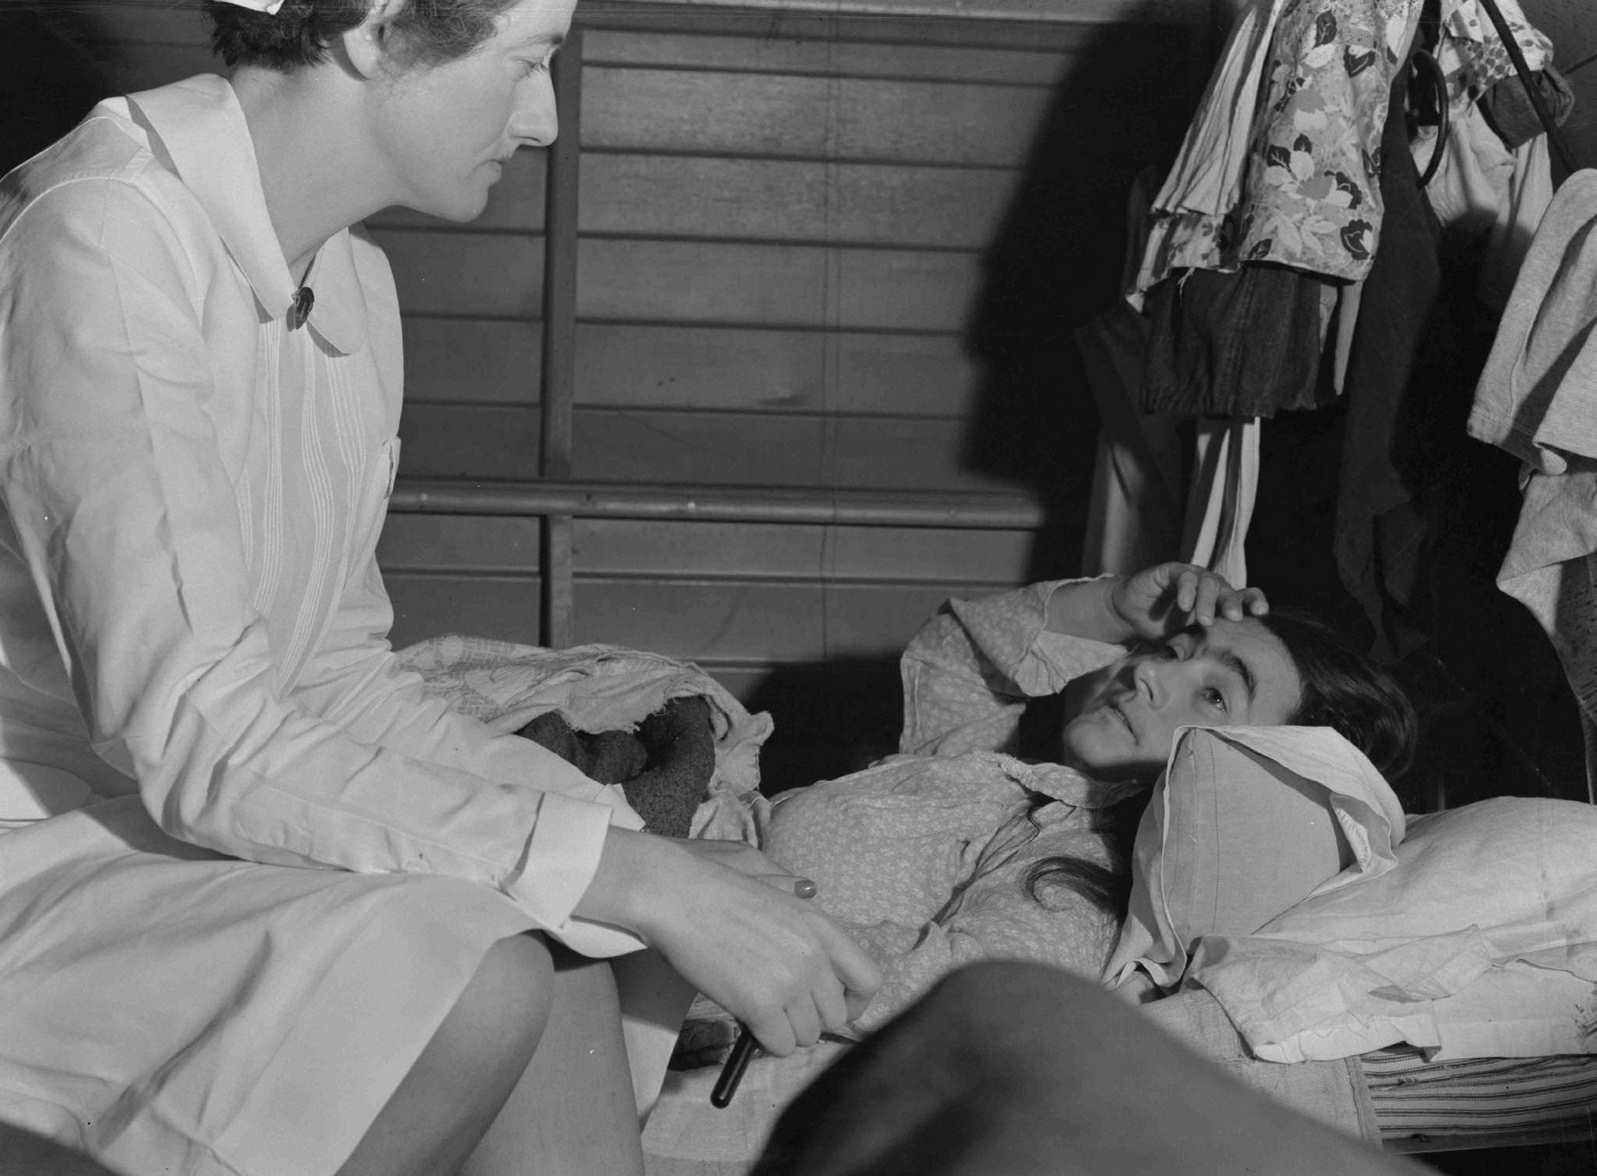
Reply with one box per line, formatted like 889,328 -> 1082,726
1077,175 -> 1257,583
1138,261 -> 1332,417
1133,0 -> 1426,302
1466,170 -> 1597,742
1436,0 -> 1555,100
1134,0 -> 1429,421
1332,58 -> 1445,644
1127,0 -> 1290,311
1415,0 -> 1562,311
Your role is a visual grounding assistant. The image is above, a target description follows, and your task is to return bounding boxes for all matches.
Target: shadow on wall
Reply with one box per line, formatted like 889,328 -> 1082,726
743,654 -> 903,797
959,2 -> 1208,584
0,5 -> 113,176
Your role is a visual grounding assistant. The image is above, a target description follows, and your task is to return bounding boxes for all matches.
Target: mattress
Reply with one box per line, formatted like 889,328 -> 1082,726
1364,1047 -> 1597,1153
642,992 -> 1597,1174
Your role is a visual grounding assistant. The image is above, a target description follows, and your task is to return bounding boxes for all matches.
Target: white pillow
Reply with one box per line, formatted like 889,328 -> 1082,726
1105,726 -> 1403,990
1188,796 -> 1597,1061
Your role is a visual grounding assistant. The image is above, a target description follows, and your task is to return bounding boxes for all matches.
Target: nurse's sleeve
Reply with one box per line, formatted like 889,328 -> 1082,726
290,520 -> 651,954
899,580 -> 1125,757
0,179 -> 636,952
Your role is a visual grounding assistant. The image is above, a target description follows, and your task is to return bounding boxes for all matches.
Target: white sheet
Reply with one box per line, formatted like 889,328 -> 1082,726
1187,797 -> 1597,1061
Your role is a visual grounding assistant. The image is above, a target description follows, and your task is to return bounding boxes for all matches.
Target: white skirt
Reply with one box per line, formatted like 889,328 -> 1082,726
0,797 -> 535,1176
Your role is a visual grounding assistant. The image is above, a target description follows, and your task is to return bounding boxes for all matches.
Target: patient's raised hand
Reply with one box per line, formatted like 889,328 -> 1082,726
1108,561 -> 1268,641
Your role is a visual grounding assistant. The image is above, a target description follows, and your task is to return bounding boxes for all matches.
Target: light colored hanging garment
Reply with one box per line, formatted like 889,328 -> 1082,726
1132,0 -> 1425,304
1079,174 -> 1260,585
1076,302 -> 1183,578
1127,0 -> 1287,310
1181,417 -> 1260,587
1467,170 -> 1597,801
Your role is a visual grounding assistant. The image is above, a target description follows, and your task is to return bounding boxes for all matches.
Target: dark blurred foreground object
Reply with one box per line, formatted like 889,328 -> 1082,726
753,962 -> 1427,1176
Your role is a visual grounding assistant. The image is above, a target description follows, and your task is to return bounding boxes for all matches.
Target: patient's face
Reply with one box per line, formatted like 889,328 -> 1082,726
1060,618 -> 1302,781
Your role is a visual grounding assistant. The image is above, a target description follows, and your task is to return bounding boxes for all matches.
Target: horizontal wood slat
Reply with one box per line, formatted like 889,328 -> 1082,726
577,153 -> 1016,248
71,0 -> 1209,38
385,574 -> 961,660
371,233 -> 979,332
395,405 -> 1032,490
575,322 -> 977,414
369,229 -> 546,318
582,67 -> 1057,164
399,318 -> 543,403
582,0 -> 1210,33
578,238 -> 979,331
380,513 -> 1041,582
579,28 -> 1081,84
370,153 -> 549,233
398,319 -> 980,416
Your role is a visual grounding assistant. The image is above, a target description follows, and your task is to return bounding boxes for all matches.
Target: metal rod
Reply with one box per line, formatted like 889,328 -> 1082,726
390,478 -> 1053,531
539,29 -> 584,647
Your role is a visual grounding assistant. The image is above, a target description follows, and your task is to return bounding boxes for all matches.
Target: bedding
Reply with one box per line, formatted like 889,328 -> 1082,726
1367,1046 -> 1597,1152
395,634 -> 773,842
1186,796 -> 1597,1062
642,737 -> 1597,1173
1105,724 -> 1405,991
643,726 -> 1413,1174
642,984 -> 1597,1174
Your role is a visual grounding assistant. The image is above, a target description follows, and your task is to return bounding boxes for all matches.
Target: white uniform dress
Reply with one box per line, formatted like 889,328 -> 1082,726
0,76 -> 646,1176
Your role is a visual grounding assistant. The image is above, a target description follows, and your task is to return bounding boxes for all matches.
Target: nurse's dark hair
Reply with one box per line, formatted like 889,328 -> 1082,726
203,0 -> 520,70
1026,607 -> 1418,918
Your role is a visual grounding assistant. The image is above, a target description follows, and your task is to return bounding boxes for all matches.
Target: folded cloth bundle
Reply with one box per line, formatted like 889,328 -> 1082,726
516,695 -> 716,838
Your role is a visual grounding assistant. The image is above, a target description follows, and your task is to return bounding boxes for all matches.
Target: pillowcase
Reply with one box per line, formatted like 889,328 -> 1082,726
1187,796 -> 1597,1061
1105,725 -> 1404,991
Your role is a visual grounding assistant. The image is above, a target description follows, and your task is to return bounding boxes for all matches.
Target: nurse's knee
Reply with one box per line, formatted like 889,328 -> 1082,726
440,932 -> 556,1078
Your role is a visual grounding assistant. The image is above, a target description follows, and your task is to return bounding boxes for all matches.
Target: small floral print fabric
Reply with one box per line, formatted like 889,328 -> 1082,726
762,581 -> 1142,1032
1434,0 -> 1554,104
1139,0 -> 1423,289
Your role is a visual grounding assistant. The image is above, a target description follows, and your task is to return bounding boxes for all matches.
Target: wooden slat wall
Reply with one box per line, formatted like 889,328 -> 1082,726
19,0 -> 1211,786
375,5 -> 1208,660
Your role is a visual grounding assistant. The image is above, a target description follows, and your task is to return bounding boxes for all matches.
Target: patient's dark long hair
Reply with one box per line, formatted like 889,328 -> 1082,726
1025,608 -> 1418,919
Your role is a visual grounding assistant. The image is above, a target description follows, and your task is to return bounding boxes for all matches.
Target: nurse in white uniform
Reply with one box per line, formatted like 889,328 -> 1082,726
0,2 -> 880,1173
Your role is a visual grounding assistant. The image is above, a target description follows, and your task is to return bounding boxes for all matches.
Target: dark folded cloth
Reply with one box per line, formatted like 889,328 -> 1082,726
1139,261 -> 1333,419
515,695 -> 715,838
1479,63 -> 1574,151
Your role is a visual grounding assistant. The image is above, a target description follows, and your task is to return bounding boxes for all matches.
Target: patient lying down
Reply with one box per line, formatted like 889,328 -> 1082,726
759,562 -> 1417,1032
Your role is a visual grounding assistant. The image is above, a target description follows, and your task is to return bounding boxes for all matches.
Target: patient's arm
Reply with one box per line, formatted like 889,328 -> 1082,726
898,565 -> 1268,758
898,579 -> 1122,757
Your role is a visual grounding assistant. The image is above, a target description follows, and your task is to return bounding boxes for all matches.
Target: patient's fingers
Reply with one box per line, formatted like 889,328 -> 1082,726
813,971 -> 851,1035
1210,583 -> 1268,623
1190,573 -> 1224,625
1171,565 -> 1201,615
747,1009 -> 797,1058
821,924 -> 882,1005
843,987 -> 874,1023
787,998 -> 823,1049
1180,570 -> 1270,627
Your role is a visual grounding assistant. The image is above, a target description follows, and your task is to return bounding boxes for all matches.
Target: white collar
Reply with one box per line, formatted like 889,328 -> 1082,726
122,74 -> 369,355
